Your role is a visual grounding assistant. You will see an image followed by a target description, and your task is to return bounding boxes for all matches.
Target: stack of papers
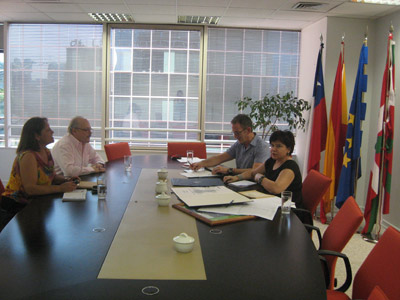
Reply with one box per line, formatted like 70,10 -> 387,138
180,169 -> 218,178
62,189 -> 87,202
177,157 -> 203,164
228,180 -> 257,188
198,196 -> 282,221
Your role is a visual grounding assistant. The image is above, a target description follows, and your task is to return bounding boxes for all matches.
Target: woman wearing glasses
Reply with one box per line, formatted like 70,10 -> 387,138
224,130 -> 303,208
51,116 -> 105,177
1,117 -> 78,230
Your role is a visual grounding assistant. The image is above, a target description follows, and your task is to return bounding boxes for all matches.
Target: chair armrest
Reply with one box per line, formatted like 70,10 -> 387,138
318,249 -> 352,293
304,224 -> 322,249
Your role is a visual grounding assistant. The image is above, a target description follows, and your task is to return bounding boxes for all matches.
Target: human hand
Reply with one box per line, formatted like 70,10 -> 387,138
223,175 -> 239,183
93,163 -> 106,173
190,162 -> 203,171
60,181 -> 77,192
212,166 -> 228,175
254,173 -> 264,182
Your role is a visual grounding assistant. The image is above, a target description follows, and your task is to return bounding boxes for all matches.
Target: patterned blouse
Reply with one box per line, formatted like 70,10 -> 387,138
2,149 -> 56,204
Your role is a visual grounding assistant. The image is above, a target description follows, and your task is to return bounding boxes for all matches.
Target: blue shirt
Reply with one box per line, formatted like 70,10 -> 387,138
226,134 -> 268,169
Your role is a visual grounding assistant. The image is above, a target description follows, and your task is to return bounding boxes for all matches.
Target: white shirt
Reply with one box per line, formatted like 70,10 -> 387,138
51,134 -> 104,177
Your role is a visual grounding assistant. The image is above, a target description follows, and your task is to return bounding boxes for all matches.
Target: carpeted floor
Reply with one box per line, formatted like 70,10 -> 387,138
311,219 -> 376,297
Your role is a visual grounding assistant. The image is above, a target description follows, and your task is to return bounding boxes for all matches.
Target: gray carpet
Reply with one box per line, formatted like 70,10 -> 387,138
312,219 -> 376,297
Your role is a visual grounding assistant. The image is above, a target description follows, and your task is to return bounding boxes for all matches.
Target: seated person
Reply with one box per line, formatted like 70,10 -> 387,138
51,116 -> 105,177
224,130 -> 303,208
191,114 -> 268,175
1,117 -> 78,227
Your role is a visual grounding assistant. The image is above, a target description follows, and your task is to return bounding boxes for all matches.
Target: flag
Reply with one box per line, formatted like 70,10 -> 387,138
362,32 -> 395,236
335,43 -> 368,208
308,42 -> 328,172
320,41 -> 348,223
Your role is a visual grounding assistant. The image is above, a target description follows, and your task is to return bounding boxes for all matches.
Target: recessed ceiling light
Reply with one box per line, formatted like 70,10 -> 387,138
178,16 -> 220,25
88,13 -> 134,23
351,0 -> 400,5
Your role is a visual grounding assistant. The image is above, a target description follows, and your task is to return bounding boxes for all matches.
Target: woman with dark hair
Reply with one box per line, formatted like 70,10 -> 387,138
224,130 -> 303,207
1,117 -> 77,228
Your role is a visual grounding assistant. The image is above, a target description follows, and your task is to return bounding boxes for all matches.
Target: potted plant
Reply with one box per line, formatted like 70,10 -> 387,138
236,91 -> 311,140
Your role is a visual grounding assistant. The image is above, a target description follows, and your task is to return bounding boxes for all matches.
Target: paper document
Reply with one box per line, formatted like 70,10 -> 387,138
178,157 -> 203,163
239,190 -> 274,199
171,186 -> 253,207
228,180 -> 257,188
77,181 -> 96,189
180,170 -> 218,178
198,196 -> 282,220
62,189 -> 87,201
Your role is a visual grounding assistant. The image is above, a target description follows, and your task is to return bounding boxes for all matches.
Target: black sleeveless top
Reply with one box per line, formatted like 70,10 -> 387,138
264,158 -> 303,207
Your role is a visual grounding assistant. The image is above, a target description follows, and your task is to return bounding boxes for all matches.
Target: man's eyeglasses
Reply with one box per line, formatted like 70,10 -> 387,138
76,128 -> 93,133
232,129 -> 246,136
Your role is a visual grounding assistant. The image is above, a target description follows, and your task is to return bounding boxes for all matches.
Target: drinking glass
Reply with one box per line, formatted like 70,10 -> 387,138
186,150 -> 194,167
97,177 -> 107,200
124,155 -> 132,172
281,191 -> 292,214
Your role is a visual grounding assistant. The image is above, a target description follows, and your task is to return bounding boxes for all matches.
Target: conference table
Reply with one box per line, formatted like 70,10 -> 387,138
0,155 -> 327,300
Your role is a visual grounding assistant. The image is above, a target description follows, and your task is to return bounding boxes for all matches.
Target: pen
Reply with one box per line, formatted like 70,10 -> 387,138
226,200 -> 234,207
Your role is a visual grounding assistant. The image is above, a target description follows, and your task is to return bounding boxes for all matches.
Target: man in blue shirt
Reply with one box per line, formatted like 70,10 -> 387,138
191,114 -> 268,175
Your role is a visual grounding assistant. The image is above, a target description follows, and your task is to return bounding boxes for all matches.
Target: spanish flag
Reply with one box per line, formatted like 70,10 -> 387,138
320,42 -> 348,223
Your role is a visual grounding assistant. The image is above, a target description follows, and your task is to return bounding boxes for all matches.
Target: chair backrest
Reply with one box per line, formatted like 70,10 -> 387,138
104,142 -> 131,161
321,196 -> 363,289
167,142 -> 207,159
353,226 -> 400,300
302,169 -> 332,216
367,286 -> 389,300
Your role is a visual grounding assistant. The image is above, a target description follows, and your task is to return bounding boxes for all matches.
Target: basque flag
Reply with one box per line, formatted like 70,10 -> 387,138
308,42 -> 328,173
362,32 -> 395,236
336,43 -> 368,208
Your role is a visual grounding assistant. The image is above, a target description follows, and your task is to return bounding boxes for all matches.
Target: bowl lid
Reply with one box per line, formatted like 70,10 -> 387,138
156,192 -> 170,200
158,167 -> 168,173
173,232 -> 195,244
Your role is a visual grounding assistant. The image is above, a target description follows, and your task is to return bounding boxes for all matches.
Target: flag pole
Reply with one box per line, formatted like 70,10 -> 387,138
353,29 -> 368,202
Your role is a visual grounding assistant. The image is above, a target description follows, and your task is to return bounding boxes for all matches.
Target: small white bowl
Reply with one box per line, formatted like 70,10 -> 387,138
156,192 -> 170,206
157,168 -> 168,181
155,181 -> 168,194
173,232 -> 195,253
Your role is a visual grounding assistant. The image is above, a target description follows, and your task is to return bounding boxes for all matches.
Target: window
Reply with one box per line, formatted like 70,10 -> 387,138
108,26 -> 202,148
205,28 -> 300,152
0,50 -> 4,146
7,24 -> 103,148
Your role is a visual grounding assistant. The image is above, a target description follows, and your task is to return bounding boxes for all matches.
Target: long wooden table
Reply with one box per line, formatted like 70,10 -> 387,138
0,155 -> 326,300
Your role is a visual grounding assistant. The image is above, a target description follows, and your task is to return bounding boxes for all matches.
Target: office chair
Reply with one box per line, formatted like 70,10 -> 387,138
306,196 -> 363,291
104,142 -> 131,161
167,142 -> 207,159
302,169 -> 332,217
326,226 -> 400,300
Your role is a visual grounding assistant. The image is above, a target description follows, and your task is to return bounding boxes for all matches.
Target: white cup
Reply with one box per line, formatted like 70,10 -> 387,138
124,155 -> 132,172
157,168 -> 168,181
173,232 -> 195,253
155,181 -> 168,194
281,190 -> 292,214
97,178 -> 107,200
156,192 -> 170,206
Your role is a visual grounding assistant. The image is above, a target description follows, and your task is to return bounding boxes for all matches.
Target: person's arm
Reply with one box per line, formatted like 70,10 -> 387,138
87,145 -> 106,173
191,152 -> 232,171
19,152 -> 77,196
227,161 -> 264,175
254,168 -> 295,195
223,162 -> 265,183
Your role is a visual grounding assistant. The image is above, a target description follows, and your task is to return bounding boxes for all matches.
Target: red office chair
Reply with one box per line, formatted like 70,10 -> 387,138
167,142 -> 207,159
104,142 -> 131,161
302,169 -> 332,217
326,226 -> 400,300
306,196 -> 363,291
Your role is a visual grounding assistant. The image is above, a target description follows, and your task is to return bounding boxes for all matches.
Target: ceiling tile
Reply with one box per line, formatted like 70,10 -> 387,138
177,6 -> 226,16
132,14 -> 176,23
29,3 -> 84,13
229,0 -> 282,9
272,10 -> 326,21
177,0 -> 230,7
78,4 -> 130,14
0,3 -> 38,13
124,0 -> 176,5
0,12 -> 52,22
46,12 -> 93,22
128,4 -> 176,15
224,8 -> 275,18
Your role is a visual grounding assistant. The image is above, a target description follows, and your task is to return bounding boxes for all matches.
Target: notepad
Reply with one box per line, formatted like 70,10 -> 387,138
77,181 -> 96,189
62,189 -> 87,201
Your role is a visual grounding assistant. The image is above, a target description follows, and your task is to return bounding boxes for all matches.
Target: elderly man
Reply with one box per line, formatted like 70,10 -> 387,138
191,114 -> 268,175
51,116 -> 105,177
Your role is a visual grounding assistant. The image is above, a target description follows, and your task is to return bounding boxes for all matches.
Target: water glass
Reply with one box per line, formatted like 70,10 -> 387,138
124,155 -> 132,172
97,178 -> 107,200
281,190 -> 292,214
187,150 -> 194,166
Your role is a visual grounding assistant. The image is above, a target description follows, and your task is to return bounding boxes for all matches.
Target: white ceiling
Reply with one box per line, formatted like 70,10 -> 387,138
0,0 -> 399,30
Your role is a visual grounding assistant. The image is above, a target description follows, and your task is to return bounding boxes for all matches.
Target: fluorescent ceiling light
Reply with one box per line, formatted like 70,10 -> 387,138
351,0 -> 400,5
178,16 -> 220,25
88,13 -> 134,23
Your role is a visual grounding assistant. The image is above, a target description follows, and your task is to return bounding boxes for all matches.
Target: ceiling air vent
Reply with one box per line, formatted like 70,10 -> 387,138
292,2 -> 328,11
